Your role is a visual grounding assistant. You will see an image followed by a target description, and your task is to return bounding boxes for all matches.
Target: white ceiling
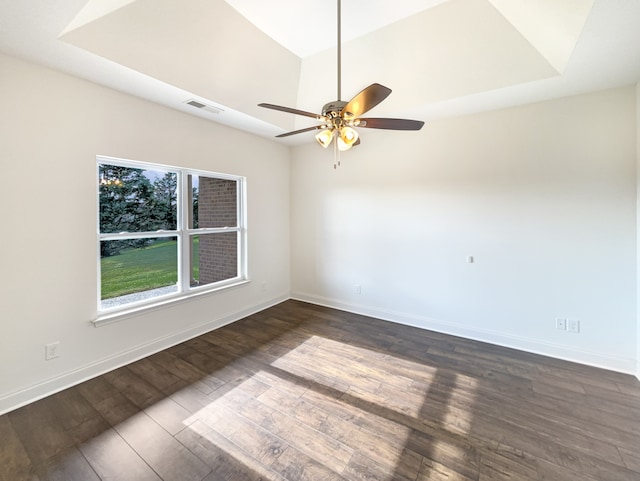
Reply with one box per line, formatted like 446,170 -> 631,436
224,0 -> 449,57
1,0 -> 639,145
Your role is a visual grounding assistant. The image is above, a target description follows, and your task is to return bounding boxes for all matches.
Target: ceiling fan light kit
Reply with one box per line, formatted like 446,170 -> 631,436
258,0 -> 424,166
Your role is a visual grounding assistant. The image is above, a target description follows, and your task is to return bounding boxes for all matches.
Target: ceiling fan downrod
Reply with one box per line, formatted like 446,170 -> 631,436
337,0 -> 341,101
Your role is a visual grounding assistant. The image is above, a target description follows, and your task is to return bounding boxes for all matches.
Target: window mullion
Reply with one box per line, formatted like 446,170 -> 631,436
99,231 -> 178,241
238,178 -> 247,279
186,227 -> 240,235
179,171 -> 190,293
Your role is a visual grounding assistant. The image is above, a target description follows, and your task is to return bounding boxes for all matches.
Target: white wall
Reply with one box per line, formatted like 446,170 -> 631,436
0,53 -> 291,414
291,86 -> 637,373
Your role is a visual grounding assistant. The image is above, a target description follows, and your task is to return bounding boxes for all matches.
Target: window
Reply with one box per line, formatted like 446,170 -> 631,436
97,157 -> 246,313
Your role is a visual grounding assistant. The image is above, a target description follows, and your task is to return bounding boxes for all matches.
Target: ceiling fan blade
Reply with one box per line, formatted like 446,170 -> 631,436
341,83 -> 392,118
358,118 -> 425,131
258,103 -> 322,120
276,125 -> 325,138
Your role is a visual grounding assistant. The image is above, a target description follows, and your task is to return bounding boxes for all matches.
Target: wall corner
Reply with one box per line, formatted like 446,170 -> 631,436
636,81 -> 640,381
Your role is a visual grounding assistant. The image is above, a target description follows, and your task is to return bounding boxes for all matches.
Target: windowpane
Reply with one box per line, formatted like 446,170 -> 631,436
190,232 -> 238,287
99,164 -> 177,233
98,157 -> 245,314
100,237 -> 178,308
190,175 -> 237,229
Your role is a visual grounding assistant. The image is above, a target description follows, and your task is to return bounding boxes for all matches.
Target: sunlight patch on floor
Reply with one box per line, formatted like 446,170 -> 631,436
181,335 -> 479,477
442,374 -> 478,436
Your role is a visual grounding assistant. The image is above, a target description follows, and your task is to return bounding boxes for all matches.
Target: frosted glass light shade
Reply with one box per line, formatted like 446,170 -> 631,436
315,129 -> 334,148
337,126 -> 358,151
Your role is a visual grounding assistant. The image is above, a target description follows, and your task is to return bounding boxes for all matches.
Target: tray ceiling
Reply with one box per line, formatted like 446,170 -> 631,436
1,0 -> 639,143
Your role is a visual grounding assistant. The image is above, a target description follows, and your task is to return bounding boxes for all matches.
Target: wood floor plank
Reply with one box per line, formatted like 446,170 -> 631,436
174,346 -> 246,384
472,376 -> 640,445
168,380 -> 220,415
619,447 -> 640,472
234,375 -> 271,398
615,379 -> 640,397
224,388 -> 355,472
92,391 -> 140,427
75,375 -> 120,405
535,457 -> 599,481
568,451 -> 640,481
127,357 -> 183,392
114,411 -> 211,481
417,455 -> 478,481
342,450 -> 421,481
478,450 -> 540,481
8,400 -> 74,466
47,388 -> 101,429
479,400 -> 626,466
31,447 -> 100,481
45,387 -> 109,444
581,382 -> 640,410
250,363 -> 315,393
268,445 -> 349,481
284,340 -> 393,393
198,403 -> 288,467
79,428 -> 162,481
285,349 -> 383,393
0,415 -> 36,481
103,366 -> 166,409
176,420 -> 288,481
406,427 -> 481,480
270,355 -> 352,393
144,395 -> 194,435
257,383 -> 362,447
150,351 -> 225,395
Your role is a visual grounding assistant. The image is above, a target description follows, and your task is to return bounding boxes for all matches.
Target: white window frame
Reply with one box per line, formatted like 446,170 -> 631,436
96,155 -> 247,321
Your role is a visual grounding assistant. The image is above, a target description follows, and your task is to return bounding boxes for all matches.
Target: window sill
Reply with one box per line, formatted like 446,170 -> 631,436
93,279 -> 250,327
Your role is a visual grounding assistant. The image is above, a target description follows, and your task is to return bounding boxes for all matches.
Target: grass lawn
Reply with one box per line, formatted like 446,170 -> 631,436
101,238 -> 200,299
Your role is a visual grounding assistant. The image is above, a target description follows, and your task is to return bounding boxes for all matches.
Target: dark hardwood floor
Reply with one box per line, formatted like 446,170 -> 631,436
2,300 -> 640,480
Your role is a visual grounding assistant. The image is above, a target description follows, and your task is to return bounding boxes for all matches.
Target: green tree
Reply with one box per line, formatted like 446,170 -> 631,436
192,186 -> 199,228
153,172 -> 178,230
99,165 -> 157,257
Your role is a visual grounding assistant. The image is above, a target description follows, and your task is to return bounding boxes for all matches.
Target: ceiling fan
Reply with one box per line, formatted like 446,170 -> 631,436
258,0 -> 424,162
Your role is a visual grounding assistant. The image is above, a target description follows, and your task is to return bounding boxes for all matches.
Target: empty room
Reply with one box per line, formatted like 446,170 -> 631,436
1,0 -> 640,480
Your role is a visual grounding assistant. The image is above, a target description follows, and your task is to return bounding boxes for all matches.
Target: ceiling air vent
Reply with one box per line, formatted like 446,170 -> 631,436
184,99 -> 224,115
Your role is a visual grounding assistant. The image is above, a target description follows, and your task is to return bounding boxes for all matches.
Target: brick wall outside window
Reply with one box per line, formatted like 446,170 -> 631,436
198,178 -> 238,284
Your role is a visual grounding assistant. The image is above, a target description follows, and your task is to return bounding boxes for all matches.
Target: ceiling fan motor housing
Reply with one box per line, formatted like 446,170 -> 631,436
321,100 -> 349,118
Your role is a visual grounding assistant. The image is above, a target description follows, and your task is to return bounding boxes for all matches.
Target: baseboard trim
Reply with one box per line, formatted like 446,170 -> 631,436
0,295 -> 289,416
291,291 -> 636,375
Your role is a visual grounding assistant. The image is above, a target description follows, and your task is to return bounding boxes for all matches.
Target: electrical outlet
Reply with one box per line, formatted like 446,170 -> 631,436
261,281 -> 266,292
354,284 -> 362,294
568,319 -> 580,333
556,318 -> 567,330
45,342 -> 60,360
